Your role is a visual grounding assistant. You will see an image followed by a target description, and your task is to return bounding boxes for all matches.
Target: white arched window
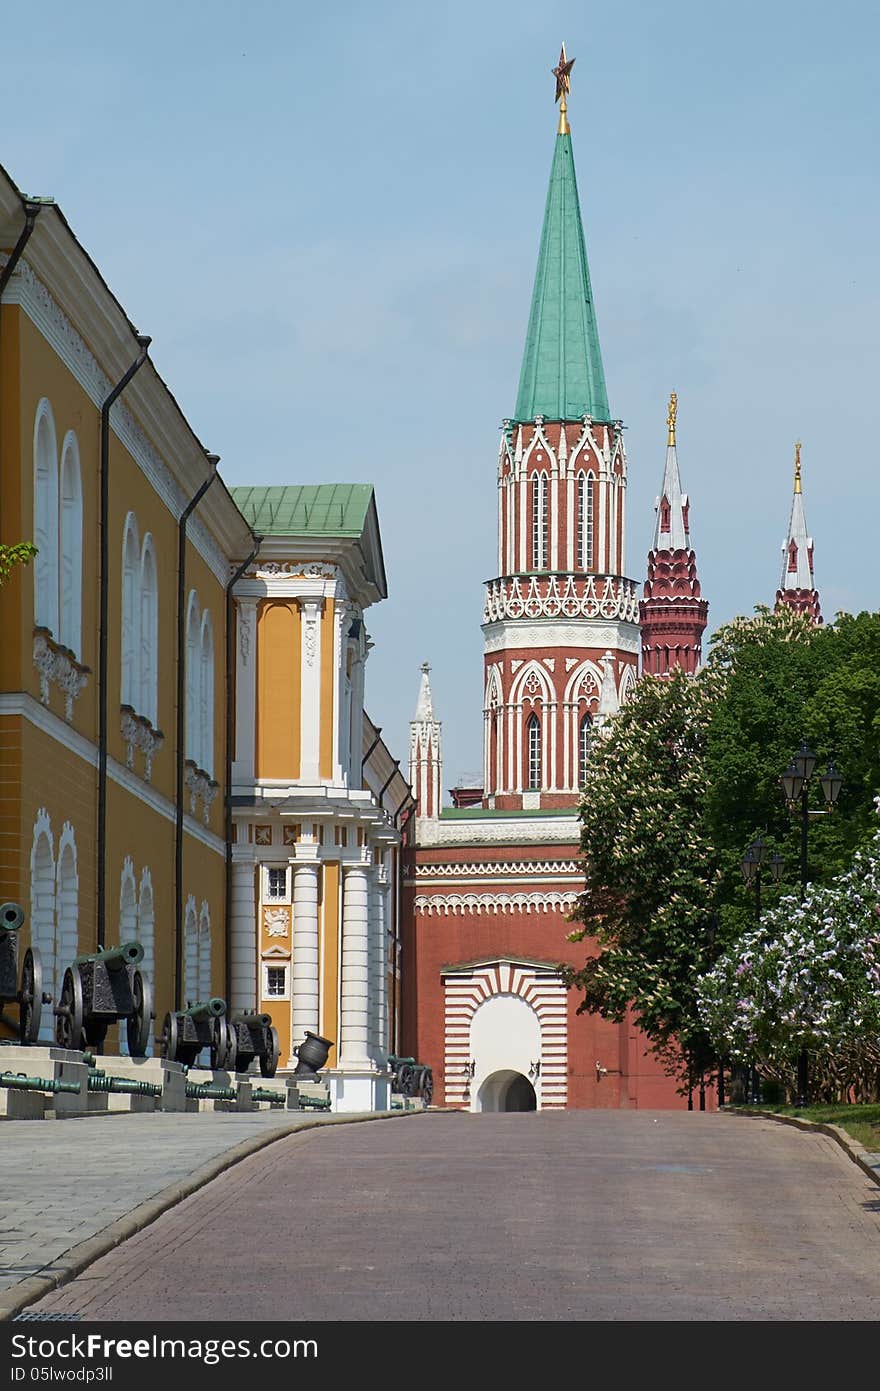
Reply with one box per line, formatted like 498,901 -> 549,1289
137,868 -> 155,988
185,590 -> 200,764
577,472 -> 594,571
119,856 -> 138,940
33,400 -> 59,636
121,514 -> 140,708
139,536 -> 158,725
55,824 -> 79,1011
527,713 -> 541,791
531,471 -> 548,570
198,901 -> 212,1001
29,809 -> 56,1042
199,610 -> 214,774
184,897 -> 199,1007
59,432 -> 83,657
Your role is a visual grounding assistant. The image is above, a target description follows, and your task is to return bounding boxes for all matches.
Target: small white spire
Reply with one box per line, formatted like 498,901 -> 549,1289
780,443 -> 815,590
651,392 -> 691,551
596,651 -> 619,724
414,661 -> 434,721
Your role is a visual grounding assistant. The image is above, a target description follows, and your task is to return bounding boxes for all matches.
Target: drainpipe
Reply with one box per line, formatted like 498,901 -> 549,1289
223,532 -> 262,1004
96,335 -> 151,949
174,453 -> 219,1008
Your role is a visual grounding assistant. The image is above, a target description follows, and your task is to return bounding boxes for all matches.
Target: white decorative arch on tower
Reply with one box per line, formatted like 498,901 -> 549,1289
509,660 -> 556,795
442,959 -> 568,1111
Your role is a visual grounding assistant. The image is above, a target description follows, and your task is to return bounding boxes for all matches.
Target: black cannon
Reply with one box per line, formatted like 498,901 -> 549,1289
55,940 -> 153,1056
292,1030 -> 333,1079
0,901 -> 47,1043
159,997 -> 230,1068
225,1010 -> 280,1077
388,1054 -> 434,1106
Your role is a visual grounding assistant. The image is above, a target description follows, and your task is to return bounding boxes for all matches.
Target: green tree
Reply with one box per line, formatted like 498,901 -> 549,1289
0,541 -> 36,588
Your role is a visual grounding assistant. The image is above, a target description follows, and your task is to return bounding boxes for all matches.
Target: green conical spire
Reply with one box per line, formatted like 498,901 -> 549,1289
512,129 -> 610,423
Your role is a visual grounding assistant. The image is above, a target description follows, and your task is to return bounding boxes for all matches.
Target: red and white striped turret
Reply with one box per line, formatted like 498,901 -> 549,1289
410,663 -> 442,821
639,393 -> 708,676
775,442 -> 822,625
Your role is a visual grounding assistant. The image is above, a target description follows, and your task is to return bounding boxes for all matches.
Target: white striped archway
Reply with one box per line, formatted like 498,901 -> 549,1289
442,959 -> 568,1111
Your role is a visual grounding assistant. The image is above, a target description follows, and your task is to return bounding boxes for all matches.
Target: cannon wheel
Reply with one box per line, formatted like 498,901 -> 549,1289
260,1025 -> 281,1077
210,1015 -> 229,1070
223,1020 -> 238,1073
160,1011 -> 178,1062
399,1063 -> 416,1096
422,1071 -> 434,1107
55,967 -> 84,1052
19,946 -> 43,1044
126,969 -> 153,1057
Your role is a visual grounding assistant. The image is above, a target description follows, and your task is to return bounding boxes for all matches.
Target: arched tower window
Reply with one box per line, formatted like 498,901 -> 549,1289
33,400 -> 59,635
139,536 -> 158,725
526,713 -> 541,790
660,497 -> 671,534
787,541 -> 798,574
531,471 -> 548,570
121,515 -> 140,708
578,712 -> 593,787
577,472 -> 594,570
59,432 -> 82,657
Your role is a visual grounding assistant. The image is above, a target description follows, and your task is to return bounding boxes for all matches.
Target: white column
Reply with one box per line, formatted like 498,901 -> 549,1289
377,864 -> 391,1064
230,852 -> 257,1011
349,650 -> 366,790
339,862 -> 371,1068
550,472 -> 559,571
298,598 -> 324,782
231,597 -> 258,782
291,856 -> 320,1048
367,860 -> 382,1062
333,600 -> 348,784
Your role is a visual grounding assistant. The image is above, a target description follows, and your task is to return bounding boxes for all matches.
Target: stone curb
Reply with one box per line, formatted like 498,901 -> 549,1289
0,1109 -> 422,1322
727,1107 -> 880,1190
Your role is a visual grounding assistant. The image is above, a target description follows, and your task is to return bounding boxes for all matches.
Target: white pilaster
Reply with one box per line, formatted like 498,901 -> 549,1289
232,597 -> 258,782
298,598 -> 324,782
229,851 -> 257,1011
339,861 -> 372,1068
291,850 -> 320,1052
367,861 -> 382,1062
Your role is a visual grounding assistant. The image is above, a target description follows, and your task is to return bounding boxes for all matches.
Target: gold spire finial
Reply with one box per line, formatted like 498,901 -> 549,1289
552,43 -> 575,135
667,391 -> 678,447
794,440 -> 802,494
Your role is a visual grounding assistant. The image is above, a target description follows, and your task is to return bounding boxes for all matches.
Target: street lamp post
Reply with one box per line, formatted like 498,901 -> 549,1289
739,837 -> 784,1104
780,742 -> 843,1107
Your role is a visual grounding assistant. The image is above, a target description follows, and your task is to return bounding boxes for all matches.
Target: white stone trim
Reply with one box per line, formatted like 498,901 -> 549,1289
483,574 -> 639,625
414,813 -> 579,847
0,693 -> 223,855
416,891 -> 579,916
412,859 -> 580,879
482,620 -> 640,655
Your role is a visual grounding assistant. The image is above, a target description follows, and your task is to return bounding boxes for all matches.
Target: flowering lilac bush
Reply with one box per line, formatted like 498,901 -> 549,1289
697,817 -> 880,1101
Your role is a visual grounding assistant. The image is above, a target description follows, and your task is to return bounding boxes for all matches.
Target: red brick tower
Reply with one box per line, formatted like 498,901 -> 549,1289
639,393 -> 709,675
402,48 -> 686,1113
775,442 -> 822,624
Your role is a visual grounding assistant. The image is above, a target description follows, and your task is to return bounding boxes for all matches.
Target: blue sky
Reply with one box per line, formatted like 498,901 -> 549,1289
3,1 -> 878,789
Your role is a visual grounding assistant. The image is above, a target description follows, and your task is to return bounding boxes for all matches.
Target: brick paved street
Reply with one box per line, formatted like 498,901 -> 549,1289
29,1111 -> 880,1321
0,1110 -> 371,1302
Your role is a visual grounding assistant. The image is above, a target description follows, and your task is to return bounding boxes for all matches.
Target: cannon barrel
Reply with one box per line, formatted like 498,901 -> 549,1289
232,1010 -> 272,1028
1,1070 -> 80,1095
74,940 -> 144,972
0,902 -> 25,933
181,997 -> 226,1020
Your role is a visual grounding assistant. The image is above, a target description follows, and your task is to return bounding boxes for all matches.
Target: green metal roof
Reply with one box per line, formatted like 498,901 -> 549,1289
230,484 -> 375,537
512,131 -> 610,424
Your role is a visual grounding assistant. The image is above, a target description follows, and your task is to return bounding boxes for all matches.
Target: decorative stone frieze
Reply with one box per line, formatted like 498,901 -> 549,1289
32,628 -> 90,721
483,574 -> 639,624
119,705 -> 165,781
184,759 -> 219,824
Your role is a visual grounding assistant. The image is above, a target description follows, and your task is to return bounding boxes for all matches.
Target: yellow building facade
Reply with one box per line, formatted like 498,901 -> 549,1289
0,167 -> 253,1048
0,166 -> 411,1110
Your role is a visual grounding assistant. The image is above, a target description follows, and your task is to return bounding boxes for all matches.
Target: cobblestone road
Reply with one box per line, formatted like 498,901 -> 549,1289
30,1111 -> 880,1321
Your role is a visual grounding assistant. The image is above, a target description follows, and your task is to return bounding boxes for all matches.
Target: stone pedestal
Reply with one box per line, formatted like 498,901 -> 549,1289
326,1068 -> 391,1114
251,1077 -> 300,1109
0,1087 -> 46,1119
0,1045 -> 96,1115
96,1055 -> 186,1112
186,1068 -> 253,1112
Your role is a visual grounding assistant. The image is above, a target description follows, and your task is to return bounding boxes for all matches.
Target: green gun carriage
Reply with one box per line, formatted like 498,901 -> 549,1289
159,997 -> 232,1069
388,1054 -> 434,1106
54,940 -> 153,1056
0,901 -> 46,1043
224,1010 -> 280,1077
